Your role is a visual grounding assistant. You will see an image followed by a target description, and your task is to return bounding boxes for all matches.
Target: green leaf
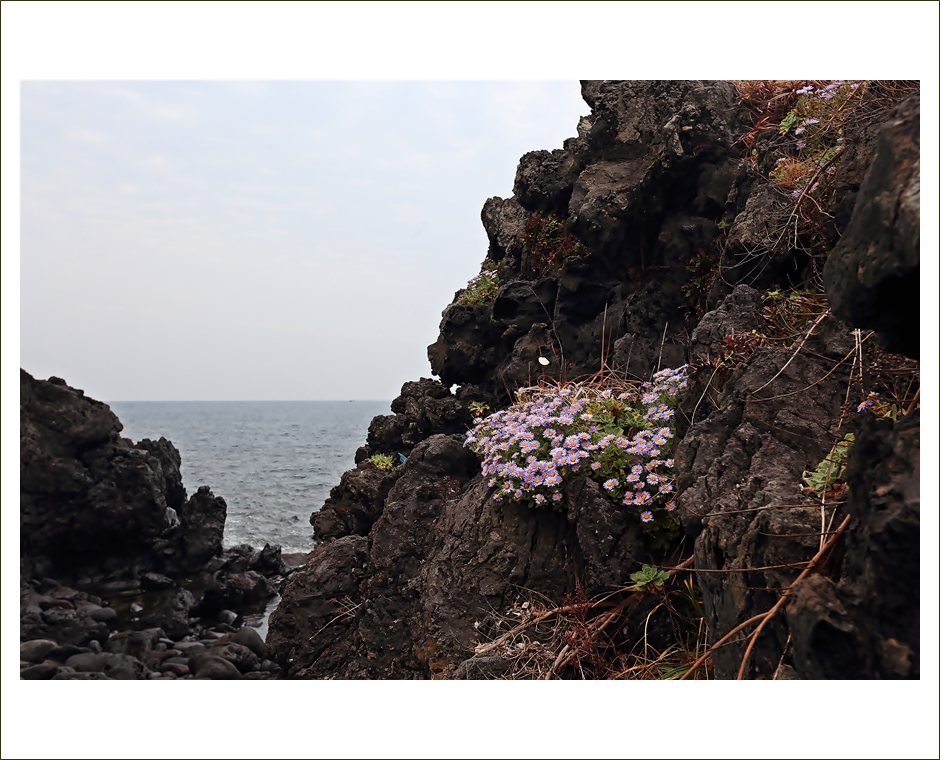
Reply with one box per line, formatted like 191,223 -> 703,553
804,433 -> 854,496
779,110 -> 800,135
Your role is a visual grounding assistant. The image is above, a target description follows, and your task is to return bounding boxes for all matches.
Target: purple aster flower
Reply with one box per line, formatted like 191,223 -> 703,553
857,392 -> 878,412
603,478 -> 619,491
640,511 -> 654,523
665,501 -> 677,512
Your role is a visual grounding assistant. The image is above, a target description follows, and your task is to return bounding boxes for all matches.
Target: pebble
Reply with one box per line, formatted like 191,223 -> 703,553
20,640 -> 58,664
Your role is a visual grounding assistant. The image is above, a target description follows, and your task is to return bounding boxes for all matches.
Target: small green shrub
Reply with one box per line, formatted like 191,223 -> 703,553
630,565 -> 670,592
459,260 -> 500,305
369,453 -> 396,472
803,433 -> 854,497
521,212 -> 587,276
468,400 -> 490,420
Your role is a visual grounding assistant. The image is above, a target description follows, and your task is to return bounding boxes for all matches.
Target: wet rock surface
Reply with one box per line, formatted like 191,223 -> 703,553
20,574 -> 286,680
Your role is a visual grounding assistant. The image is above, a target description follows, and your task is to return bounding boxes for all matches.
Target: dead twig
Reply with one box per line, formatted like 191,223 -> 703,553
747,308 -> 830,397
735,514 -> 851,679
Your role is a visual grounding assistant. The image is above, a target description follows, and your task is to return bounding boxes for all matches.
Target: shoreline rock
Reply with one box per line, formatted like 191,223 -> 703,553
20,369 -> 297,679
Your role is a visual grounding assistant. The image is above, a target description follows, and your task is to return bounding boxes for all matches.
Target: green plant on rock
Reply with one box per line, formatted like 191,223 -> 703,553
521,211 -> 587,277
630,565 -> 670,593
369,453 -> 397,472
459,260 -> 500,306
803,433 -> 854,497
770,81 -> 863,204
468,400 -> 490,420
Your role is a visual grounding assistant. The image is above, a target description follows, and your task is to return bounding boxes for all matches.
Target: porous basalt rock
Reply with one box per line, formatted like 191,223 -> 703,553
20,368 -> 195,582
273,80 -> 920,680
272,433 -> 650,679
676,297 -> 858,678
824,94 -> 920,358
786,410 -> 919,679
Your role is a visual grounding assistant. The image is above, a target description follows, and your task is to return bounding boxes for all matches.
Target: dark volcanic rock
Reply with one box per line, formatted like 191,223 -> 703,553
177,486 -> 227,572
20,369 -> 179,582
312,461 -> 400,542
20,369 -> 228,583
786,411 -> 919,679
268,80 -> 921,681
481,196 -> 528,271
269,434 -> 648,679
567,80 -> 745,268
824,95 -> 920,358
675,300 -> 857,678
20,639 -> 58,664
267,535 -> 372,678
192,655 -> 242,680
138,588 -> 196,639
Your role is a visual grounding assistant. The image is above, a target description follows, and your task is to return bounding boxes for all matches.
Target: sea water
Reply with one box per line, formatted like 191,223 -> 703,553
109,400 -> 390,554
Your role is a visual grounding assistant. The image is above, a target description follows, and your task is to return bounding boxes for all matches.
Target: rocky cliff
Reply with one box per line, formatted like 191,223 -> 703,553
20,369 -> 293,679
268,80 -> 919,680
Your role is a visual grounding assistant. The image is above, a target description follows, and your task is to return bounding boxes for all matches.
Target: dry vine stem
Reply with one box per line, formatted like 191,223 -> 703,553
736,514 -> 850,678
679,514 -> 851,680
473,601 -> 611,656
751,330 -> 874,403
748,308 -> 830,397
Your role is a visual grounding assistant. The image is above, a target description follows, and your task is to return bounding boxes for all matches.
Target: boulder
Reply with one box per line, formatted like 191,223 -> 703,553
824,95 -> 920,358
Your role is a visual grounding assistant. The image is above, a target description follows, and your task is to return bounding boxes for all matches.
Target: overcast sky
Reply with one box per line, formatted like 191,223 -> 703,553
19,80 -> 586,400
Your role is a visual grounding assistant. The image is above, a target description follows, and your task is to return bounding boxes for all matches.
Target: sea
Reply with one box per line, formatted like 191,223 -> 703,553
108,400 -> 391,555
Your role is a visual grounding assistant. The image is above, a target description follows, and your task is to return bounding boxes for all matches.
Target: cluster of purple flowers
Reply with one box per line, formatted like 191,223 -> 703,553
464,365 -> 688,529
782,82 -> 860,199
795,82 -> 859,100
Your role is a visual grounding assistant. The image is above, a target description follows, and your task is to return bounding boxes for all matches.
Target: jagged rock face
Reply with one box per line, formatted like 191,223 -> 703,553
365,377 -> 471,455
20,369 -> 226,583
310,460 -> 400,542
481,196 -> 528,270
270,434 -> 648,678
786,410 -> 919,679
283,80 -> 920,680
676,294 -> 858,678
565,80 -> 745,268
430,80 -> 752,404
824,95 -> 920,358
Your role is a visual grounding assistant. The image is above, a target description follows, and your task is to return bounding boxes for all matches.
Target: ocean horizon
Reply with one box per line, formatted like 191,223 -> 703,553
108,399 -> 392,554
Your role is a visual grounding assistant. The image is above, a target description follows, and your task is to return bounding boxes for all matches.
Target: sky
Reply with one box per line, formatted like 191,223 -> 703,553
19,79 -> 586,401
3,3 -> 939,759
